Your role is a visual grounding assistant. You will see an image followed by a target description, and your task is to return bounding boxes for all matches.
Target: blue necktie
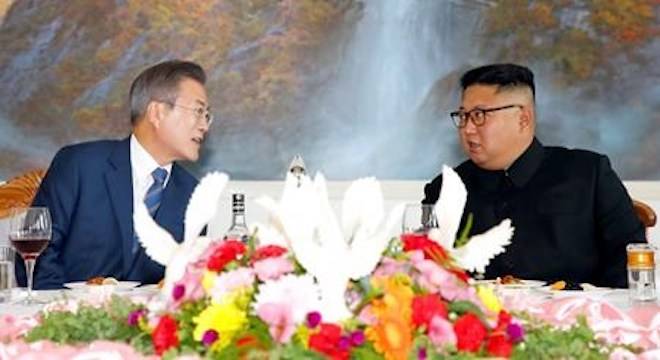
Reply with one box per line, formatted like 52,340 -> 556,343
133,167 -> 168,253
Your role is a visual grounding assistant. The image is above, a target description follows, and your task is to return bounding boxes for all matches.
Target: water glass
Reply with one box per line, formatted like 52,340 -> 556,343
402,203 -> 437,235
0,246 -> 15,302
627,243 -> 656,302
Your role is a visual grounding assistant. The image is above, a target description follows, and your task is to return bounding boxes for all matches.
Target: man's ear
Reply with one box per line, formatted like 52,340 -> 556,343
519,106 -> 533,131
146,101 -> 163,128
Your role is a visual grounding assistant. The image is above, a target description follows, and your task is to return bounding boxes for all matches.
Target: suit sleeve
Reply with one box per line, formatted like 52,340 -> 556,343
15,147 -> 80,289
593,155 -> 646,288
422,174 -> 443,205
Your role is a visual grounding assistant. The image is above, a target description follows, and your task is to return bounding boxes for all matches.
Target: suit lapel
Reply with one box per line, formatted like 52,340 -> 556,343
105,137 -> 135,277
156,164 -> 188,243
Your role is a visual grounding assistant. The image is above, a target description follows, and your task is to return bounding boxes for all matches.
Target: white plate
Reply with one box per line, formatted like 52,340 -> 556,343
64,281 -> 140,291
473,279 -> 545,289
537,284 -> 613,298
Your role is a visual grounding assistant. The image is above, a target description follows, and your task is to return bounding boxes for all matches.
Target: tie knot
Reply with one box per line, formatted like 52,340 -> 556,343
152,167 -> 168,185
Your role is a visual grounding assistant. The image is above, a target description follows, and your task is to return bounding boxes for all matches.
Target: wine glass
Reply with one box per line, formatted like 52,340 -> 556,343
402,203 -> 437,235
9,207 -> 51,304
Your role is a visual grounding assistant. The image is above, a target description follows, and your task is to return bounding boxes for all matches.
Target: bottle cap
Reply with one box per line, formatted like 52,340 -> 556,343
627,243 -> 655,269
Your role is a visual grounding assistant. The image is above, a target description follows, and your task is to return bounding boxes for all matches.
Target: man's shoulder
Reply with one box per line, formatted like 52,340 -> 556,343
56,139 -> 125,162
543,145 -> 606,166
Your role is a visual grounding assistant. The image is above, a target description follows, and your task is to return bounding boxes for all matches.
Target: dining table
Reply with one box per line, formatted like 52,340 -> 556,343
0,285 -> 659,359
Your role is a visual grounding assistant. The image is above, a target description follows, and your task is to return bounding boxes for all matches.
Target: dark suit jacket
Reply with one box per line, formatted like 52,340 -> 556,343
15,137 -> 198,289
423,138 -> 645,288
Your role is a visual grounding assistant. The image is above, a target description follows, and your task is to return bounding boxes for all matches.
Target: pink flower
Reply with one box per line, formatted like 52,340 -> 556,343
253,257 -> 294,282
210,268 -> 255,301
413,258 -> 454,293
256,303 -> 296,343
373,256 -> 408,277
428,315 -> 457,348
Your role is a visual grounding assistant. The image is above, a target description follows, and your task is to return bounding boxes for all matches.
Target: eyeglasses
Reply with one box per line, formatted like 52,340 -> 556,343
158,100 -> 214,126
450,104 -> 523,128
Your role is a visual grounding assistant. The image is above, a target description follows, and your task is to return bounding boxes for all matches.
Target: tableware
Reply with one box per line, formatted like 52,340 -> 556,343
401,203 -> 437,235
63,281 -> 140,291
9,207 -> 51,304
537,284 -> 613,298
0,246 -> 15,302
627,243 -> 656,302
473,279 -> 545,289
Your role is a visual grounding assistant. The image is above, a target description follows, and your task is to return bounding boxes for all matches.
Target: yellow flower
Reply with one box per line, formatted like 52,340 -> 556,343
202,270 -> 217,292
366,277 -> 414,360
193,297 -> 247,350
477,285 -> 502,314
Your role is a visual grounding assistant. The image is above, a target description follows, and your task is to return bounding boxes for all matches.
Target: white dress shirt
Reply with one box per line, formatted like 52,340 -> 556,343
130,134 -> 172,215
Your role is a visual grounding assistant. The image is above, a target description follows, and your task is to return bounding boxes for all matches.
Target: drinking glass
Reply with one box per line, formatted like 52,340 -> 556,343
402,203 -> 437,235
9,207 -> 51,304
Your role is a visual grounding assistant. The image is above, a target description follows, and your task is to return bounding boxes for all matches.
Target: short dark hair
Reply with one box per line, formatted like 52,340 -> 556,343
129,60 -> 206,124
460,63 -> 535,99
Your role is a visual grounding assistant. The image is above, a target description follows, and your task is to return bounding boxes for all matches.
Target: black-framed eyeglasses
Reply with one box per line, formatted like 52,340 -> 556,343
450,104 -> 523,128
158,100 -> 214,126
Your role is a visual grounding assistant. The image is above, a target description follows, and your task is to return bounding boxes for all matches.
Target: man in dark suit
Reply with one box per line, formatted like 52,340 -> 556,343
423,63 -> 645,288
17,60 -> 213,289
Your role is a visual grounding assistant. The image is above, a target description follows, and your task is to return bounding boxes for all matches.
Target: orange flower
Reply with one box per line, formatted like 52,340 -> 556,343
366,277 -> 414,360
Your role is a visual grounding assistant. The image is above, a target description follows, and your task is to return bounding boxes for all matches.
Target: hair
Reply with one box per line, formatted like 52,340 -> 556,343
460,63 -> 535,100
129,60 -> 206,125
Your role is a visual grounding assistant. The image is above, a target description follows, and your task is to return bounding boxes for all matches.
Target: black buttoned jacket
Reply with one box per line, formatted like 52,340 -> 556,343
423,138 -> 646,288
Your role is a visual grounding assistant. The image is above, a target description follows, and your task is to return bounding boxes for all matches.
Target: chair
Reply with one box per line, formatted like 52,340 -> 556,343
632,199 -> 656,229
0,169 -> 46,219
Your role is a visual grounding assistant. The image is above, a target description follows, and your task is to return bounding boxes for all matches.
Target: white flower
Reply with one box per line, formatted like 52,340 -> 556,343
253,274 -> 321,323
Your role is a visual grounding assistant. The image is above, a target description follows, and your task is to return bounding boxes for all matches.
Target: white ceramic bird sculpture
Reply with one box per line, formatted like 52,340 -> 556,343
133,172 -> 229,294
256,173 -> 404,322
428,165 -> 514,274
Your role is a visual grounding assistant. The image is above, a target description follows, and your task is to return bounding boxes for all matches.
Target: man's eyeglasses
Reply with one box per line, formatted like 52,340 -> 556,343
158,101 -> 214,126
450,104 -> 523,128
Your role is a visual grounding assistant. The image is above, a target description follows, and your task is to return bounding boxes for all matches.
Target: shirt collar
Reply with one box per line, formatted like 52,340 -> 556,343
130,134 -> 172,186
505,137 -> 544,187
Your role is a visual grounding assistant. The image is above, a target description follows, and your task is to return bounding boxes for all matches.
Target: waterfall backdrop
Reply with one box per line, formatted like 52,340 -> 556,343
0,0 -> 658,180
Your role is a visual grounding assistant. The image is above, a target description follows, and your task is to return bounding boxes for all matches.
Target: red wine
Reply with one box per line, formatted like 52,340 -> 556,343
10,237 -> 49,260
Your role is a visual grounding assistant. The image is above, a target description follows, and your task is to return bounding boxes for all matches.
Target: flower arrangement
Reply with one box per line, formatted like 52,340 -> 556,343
20,170 -> 632,359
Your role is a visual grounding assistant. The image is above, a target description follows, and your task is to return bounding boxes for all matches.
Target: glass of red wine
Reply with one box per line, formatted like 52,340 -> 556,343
9,207 -> 51,304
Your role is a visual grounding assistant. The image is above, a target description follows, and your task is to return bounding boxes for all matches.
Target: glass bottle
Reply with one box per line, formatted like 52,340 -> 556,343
224,192 -> 249,243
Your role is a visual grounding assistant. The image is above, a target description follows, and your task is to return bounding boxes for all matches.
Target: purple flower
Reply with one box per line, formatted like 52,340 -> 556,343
172,284 -> 186,301
306,311 -> 322,328
127,309 -> 145,326
338,335 -> 351,350
418,347 -> 428,360
507,322 -> 525,342
350,330 -> 365,346
202,329 -> 219,346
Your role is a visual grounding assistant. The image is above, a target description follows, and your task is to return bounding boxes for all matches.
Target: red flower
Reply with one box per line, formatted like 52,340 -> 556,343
308,323 -> 349,360
207,240 -> 246,271
151,315 -> 179,355
494,311 -> 512,333
411,294 -> 448,329
251,244 -> 288,264
487,334 -> 513,357
453,313 -> 487,353
401,233 -> 448,261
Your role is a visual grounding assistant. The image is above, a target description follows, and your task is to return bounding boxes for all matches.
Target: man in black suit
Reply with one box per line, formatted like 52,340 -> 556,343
423,63 -> 645,288
17,60 -> 212,289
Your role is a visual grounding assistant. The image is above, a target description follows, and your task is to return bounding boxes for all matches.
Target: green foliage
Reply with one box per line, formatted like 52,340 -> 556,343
174,298 -> 210,354
454,213 -> 474,249
448,300 -> 485,319
512,316 -> 612,359
25,296 -> 144,346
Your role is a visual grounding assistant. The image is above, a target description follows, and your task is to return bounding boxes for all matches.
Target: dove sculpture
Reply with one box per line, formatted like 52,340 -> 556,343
256,173 -> 404,322
133,172 -> 229,294
428,165 -> 514,274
